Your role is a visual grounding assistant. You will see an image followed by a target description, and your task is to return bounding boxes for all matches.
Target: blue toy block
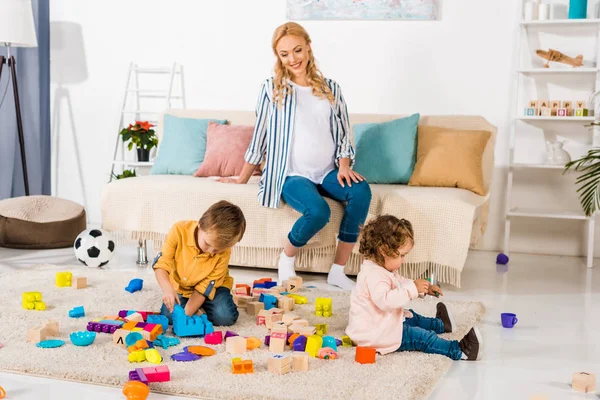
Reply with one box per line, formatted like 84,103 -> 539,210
125,332 -> 144,347
68,306 -> 85,318
259,293 -> 278,310
147,315 -> 169,332
253,283 -> 268,290
263,281 -> 277,289
125,278 -> 144,293
153,334 -> 180,349
172,304 -> 205,337
322,335 -> 338,351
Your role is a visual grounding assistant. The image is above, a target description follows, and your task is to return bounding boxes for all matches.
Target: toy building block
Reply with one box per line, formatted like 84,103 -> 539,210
127,339 -> 150,354
144,348 -> 163,364
172,305 -> 206,337
22,292 -> 46,310
113,329 -> 130,346
524,107 -> 537,116
282,280 -> 297,292
540,107 -> 552,116
572,372 -> 596,393
576,100 -> 586,109
251,287 -> 269,297
315,324 -> 328,336
56,271 -> 72,287
528,100 -> 538,109
278,296 -> 295,312
128,349 -> 147,363
575,108 -> 589,116
42,319 -> 59,336
253,277 -> 273,286
122,380 -> 150,400
73,277 -> 87,289
226,336 -> 247,355
562,100 -> 573,109
539,100 -> 549,109
235,284 -> 251,296
315,298 -> 333,317
259,293 -> 278,310
246,336 -> 262,350
292,335 -> 308,351
322,336 -> 337,351
306,335 -> 323,358
289,275 -> 303,287
69,306 -> 85,318
133,365 -> 170,383
233,294 -> 252,309
269,325 -> 288,353
265,313 -> 283,329
286,293 -> 308,304
292,351 -> 309,372
282,313 -> 300,325
355,346 -> 376,364
153,335 -> 180,349
128,368 -> 149,385
264,335 -> 270,346
125,278 -> 144,293
147,315 -> 168,332
27,327 -> 47,343
550,100 -> 560,114
232,358 -> 254,374
268,354 -> 291,374
341,335 -> 353,347
185,345 -> 216,356
256,309 -> 272,326
288,333 -> 301,346
557,108 -> 568,117
318,347 -> 338,360
126,312 -> 144,323
270,307 -> 284,314
118,310 -> 159,321
204,331 -> 223,345
224,330 -> 239,339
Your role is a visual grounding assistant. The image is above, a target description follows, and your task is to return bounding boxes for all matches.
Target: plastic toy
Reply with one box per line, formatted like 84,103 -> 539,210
125,278 -> 144,293
36,339 -> 65,349
147,315 -> 168,332
501,313 -> 518,328
144,348 -> 162,364
315,323 -> 328,336
246,337 -> 261,350
0,386 -> 5,399
172,305 -> 208,337
129,366 -> 170,383
259,293 -> 278,310
322,335 -> 337,351
335,339 -> 343,347
315,298 -> 332,317
128,350 -> 146,363
56,271 -> 72,287
288,333 -> 300,346
292,351 -> 309,372
153,335 -> 180,349
232,358 -> 254,374
305,335 -> 323,358
224,330 -> 239,339
496,253 -> 509,265
264,335 -> 270,346
318,347 -> 338,360
87,319 -> 125,334
185,345 -> 216,356
126,312 -> 144,323
171,351 -> 201,362
126,332 -> 144,347
127,339 -> 150,354
204,331 -> 223,345
118,310 -> 158,321
268,353 -> 291,374
70,331 -> 96,346
122,380 -> 149,400
69,306 -> 85,318
22,291 -> 46,310
355,346 -> 376,364
572,372 -> 596,393
226,336 -> 246,355
286,293 -> 308,304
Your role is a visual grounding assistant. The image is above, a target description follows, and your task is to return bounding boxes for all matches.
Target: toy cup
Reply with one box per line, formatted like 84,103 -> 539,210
501,313 -> 518,328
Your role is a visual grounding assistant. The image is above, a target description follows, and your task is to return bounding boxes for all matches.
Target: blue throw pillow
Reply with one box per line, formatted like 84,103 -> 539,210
150,115 -> 227,175
353,113 -> 420,184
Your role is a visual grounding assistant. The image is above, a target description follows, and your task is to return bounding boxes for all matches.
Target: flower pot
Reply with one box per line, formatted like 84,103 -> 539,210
137,148 -> 150,162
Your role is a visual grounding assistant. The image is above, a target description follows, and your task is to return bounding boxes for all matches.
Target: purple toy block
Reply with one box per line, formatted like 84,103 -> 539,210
224,330 -> 238,339
293,335 -> 307,352
129,368 -> 148,385
264,335 -> 270,346
335,339 -> 343,347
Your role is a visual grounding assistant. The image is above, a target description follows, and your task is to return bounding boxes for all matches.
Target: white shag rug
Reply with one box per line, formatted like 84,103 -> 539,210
0,265 -> 485,400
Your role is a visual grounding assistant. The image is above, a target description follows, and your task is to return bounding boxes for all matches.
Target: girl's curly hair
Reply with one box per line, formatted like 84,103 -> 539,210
359,215 -> 414,266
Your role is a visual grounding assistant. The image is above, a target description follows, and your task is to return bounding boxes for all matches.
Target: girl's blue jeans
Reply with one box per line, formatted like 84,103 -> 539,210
397,309 -> 462,360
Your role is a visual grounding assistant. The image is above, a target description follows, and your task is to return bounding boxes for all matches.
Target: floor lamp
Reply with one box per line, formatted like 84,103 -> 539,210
0,0 -> 39,196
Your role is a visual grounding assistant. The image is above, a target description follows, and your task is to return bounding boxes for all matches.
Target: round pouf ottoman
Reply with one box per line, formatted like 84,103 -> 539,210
0,195 -> 86,249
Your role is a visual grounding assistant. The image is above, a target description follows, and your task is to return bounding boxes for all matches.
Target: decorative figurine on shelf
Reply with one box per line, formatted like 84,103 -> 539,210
536,49 -> 583,68
545,140 -> 572,165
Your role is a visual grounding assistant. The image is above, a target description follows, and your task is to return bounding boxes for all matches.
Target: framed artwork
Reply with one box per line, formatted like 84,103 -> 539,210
287,0 -> 440,21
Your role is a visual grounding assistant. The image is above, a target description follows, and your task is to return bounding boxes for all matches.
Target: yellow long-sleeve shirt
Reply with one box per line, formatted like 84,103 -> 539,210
152,220 -> 233,300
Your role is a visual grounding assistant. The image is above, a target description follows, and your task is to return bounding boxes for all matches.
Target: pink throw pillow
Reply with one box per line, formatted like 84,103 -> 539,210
193,122 -> 261,177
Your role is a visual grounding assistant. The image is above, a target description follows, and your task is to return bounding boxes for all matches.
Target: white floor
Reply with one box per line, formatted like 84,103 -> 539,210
0,245 -> 598,400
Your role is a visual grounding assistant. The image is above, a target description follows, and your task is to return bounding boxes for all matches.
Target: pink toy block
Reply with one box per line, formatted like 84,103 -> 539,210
205,331 -> 223,345
142,365 -> 170,382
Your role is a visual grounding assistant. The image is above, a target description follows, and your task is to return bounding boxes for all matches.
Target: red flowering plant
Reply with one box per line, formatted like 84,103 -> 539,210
119,121 -> 158,151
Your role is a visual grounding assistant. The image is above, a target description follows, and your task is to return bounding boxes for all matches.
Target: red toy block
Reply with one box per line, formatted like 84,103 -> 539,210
235,284 -> 251,296
205,331 -> 223,345
253,278 -> 272,287
355,346 -> 376,364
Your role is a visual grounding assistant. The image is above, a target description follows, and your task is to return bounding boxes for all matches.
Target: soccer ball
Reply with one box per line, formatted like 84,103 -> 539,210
74,229 -> 115,267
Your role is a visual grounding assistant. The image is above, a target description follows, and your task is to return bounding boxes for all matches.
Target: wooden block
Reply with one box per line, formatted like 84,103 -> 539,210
270,308 -> 284,315
27,327 -> 47,343
540,107 -> 552,116
247,301 -> 265,316
269,326 -> 287,353
282,313 -> 300,325
113,328 -> 129,347
226,336 -> 247,355
267,286 -> 285,294
268,354 -> 291,374
299,326 -> 316,336
528,100 -> 538,108
265,313 -> 283,330
233,295 -> 252,309
539,100 -> 549,109
126,312 -> 144,323
550,100 -> 560,110
293,319 -> 309,327
73,277 -> 87,289
561,100 -> 572,109
557,108 -> 568,117
576,100 -> 586,109
292,351 -> 309,372
234,284 -> 251,296
42,319 -> 59,336
524,107 -> 537,116
256,309 -> 272,326
572,372 -> 596,393
575,108 -> 589,116
278,296 -> 295,312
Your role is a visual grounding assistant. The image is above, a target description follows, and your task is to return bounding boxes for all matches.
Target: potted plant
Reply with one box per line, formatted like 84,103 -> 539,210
119,121 -> 158,162
111,169 -> 137,180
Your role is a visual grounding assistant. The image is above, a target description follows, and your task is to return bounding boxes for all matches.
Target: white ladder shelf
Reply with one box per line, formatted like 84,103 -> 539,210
109,62 -> 186,181
504,4 -> 599,268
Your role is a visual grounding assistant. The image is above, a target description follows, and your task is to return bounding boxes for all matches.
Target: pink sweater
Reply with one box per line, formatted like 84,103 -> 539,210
346,260 -> 419,354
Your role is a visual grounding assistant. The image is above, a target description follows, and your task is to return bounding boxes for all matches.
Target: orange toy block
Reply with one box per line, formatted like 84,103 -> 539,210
122,380 -> 149,400
73,277 -> 87,289
246,337 -> 262,350
355,346 -> 377,364
127,339 -> 150,353
235,284 -> 251,296
232,358 -> 254,374
186,346 -> 216,356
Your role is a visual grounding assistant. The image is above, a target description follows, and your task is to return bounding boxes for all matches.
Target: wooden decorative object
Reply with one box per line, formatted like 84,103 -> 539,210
536,49 -> 584,68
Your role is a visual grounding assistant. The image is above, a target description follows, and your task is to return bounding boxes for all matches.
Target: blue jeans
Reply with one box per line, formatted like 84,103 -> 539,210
160,287 -> 239,327
397,309 -> 462,360
281,169 -> 372,247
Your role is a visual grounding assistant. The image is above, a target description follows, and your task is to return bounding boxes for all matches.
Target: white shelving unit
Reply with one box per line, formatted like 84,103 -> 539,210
109,62 -> 187,181
505,6 -> 600,268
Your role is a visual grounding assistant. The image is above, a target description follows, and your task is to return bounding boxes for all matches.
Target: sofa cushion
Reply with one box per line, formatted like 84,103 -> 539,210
150,115 -> 227,176
352,113 -> 420,184
194,122 -> 261,178
408,125 -> 491,195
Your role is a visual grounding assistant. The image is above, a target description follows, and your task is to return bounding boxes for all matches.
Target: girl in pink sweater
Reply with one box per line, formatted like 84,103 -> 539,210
346,215 -> 482,361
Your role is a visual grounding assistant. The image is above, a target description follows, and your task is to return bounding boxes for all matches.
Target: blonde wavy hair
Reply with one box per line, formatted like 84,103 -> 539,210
271,22 -> 334,107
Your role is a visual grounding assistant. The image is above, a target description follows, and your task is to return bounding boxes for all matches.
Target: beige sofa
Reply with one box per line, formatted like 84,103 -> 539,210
101,110 -> 496,287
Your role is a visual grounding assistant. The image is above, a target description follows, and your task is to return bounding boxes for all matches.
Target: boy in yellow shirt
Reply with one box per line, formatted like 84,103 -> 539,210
153,200 -> 246,326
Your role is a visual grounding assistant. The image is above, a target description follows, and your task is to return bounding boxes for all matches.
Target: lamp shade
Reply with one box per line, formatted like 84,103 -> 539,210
0,0 -> 38,47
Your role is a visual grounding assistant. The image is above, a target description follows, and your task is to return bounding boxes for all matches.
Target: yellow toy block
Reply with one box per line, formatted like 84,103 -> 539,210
145,348 -> 162,364
128,350 -> 146,362
56,271 -> 72,287
305,335 -> 323,358
315,298 -> 332,317
286,293 -> 308,304
22,292 -> 46,310
315,323 -> 328,336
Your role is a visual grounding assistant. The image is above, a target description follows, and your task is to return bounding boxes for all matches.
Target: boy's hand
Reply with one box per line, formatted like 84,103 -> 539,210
428,284 -> 443,297
414,279 -> 431,294
162,288 -> 180,312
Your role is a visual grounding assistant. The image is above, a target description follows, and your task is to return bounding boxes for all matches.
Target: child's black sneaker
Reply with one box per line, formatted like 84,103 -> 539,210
436,302 -> 455,333
459,327 -> 482,361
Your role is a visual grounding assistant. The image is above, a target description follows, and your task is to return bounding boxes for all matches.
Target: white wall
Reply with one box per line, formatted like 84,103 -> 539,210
49,0 -> 600,259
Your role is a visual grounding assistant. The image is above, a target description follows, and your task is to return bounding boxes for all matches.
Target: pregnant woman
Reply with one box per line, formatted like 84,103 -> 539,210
220,22 -> 371,290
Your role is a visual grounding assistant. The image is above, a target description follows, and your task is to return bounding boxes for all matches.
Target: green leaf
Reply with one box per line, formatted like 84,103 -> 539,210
568,148 -> 600,216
